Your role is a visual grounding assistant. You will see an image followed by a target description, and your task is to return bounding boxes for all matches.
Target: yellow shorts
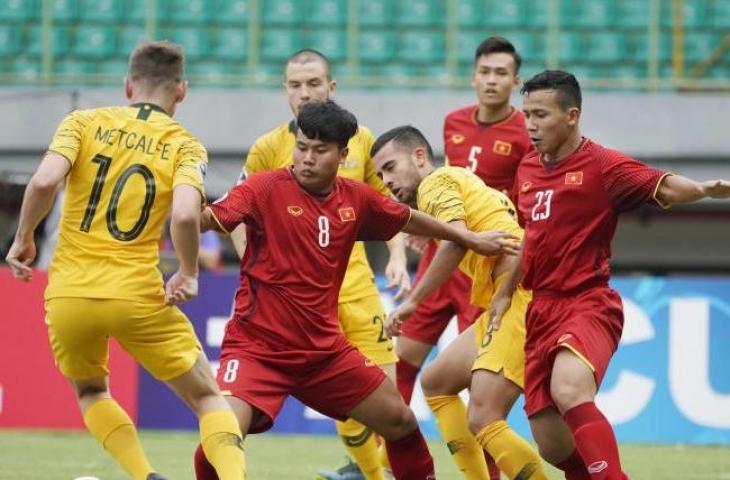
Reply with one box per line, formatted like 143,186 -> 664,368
46,297 -> 202,381
472,286 -> 531,389
338,294 -> 397,366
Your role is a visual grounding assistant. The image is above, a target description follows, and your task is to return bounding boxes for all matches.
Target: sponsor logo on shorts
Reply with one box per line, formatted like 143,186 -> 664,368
587,460 -> 608,474
493,140 -> 512,156
451,134 -> 465,144
287,205 -> 304,216
558,333 -> 573,344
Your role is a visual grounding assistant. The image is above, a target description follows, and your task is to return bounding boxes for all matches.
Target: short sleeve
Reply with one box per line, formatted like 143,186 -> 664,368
417,171 -> 466,224
47,110 -> 93,166
358,127 -> 390,196
208,181 -> 260,233
600,149 -> 668,212
357,185 -> 411,241
173,137 -> 207,197
242,136 -> 272,178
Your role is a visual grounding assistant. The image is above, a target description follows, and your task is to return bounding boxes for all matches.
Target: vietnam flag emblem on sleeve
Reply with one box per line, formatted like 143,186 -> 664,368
339,207 -> 356,222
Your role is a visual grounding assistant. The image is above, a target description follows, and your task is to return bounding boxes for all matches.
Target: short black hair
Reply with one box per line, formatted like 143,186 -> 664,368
474,36 -> 522,73
521,70 -> 582,110
286,48 -> 332,79
370,125 -> 434,160
297,100 -> 357,150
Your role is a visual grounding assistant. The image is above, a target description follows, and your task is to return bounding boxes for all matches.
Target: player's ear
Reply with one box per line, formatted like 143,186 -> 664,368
339,146 -> 349,163
175,81 -> 188,104
124,77 -> 133,100
413,147 -> 427,167
567,107 -> 581,126
328,78 -> 337,96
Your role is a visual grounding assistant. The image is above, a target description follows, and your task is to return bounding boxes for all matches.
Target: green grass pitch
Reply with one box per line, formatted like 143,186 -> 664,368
1,430 -> 729,479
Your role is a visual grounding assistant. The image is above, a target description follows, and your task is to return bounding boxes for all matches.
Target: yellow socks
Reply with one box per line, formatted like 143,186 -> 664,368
475,420 -> 547,480
426,395 -> 489,480
200,410 -> 246,480
335,418 -> 386,480
83,398 -> 153,480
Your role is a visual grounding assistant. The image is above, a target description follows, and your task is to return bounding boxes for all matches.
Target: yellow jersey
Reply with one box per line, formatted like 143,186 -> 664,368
45,103 -> 207,302
243,120 -> 388,302
417,166 -> 523,308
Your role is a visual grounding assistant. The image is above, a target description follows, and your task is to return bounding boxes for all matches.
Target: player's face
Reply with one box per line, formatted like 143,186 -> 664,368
292,129 -> 346,194
522,89 -> 579,155
284,61 -> 336,117
372,141 -> 422,206
471,53 -> 519,108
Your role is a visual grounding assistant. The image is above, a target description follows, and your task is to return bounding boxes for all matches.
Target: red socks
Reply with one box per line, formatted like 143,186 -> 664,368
396,360 -> 421,405
483,450 -> 501,480
563,402 -> 625,479
194,443 -> 219,480
556,449 -> 591,480
385,429 -> 435,480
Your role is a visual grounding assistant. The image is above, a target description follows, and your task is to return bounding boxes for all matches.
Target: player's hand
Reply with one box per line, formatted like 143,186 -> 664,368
404,234 -> 430,255
5,236 -> 36,282
385,256 -> 411,301
466,230 -> 521,257
165,270 -> 199,305
702,179 -> 730,198
386,299 -> 418,337
488,295 -> 512,330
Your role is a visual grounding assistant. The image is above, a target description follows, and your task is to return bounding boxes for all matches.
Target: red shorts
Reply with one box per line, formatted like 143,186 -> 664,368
523,286 -> 624,417
217,321 -> 386,433
401,241 -> 483,344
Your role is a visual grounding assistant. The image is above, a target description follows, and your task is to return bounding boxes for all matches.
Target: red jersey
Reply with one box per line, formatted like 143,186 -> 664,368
209,168 -> 411,350
443,105 -> 532,199
516,139 -> 669,293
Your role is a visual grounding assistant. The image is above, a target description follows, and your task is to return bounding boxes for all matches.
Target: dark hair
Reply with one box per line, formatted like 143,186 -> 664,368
371,125 -> 434,161
286,48 -> 332,79
521,70 -> 582,110
129,40 -> 184,90
474,36 -> 522,73
297,100 -> 358,149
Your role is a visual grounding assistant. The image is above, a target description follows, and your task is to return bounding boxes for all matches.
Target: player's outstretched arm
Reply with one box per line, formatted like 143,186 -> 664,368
384,232 -> 410,300
6,152 -> 70,281
229,224 -> 247,260
166,184 -> 202,305
655,175 -> 730,206
489,240 -> 525,330
401,209 -> 520,257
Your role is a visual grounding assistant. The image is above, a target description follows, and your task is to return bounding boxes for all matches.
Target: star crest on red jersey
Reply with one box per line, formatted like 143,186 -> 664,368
339,207 -> 356,222
451,134 -> 465,144
287,206 -> 303,216
493,140 -> 512,156
565,171 -> 583,185
521,181 -> 532,193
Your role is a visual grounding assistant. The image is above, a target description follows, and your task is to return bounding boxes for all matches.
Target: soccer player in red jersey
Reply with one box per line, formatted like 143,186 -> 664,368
493,70 -> 730,480
192,100 -> 520,480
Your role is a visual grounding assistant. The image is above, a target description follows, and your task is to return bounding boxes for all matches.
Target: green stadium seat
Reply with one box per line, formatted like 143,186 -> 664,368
164,0 -> 212,24
455,0 -> 483,28
53,59 -> 96,85
260,28 -> 303,61
632,32 -> 673,62
661,0 -> 707,29
305,0 -> 347,26
712,1 -> 730,28
558,31 -> 584,64
396,0 -> 442,27
0,24 -> 21,57
305,29 -> 346,62
52,0 -> 78,22
500,31 -> 542,61
27,25 -> 70,57
253,60 -> 286,84
358,0 -> 393,27
0,0 -> 35,21
213,27 -> 247,61
455,30 -> 483,64
601,63 -> 646,81
397,30 -> 444,63
215,0 -> 250,25
565,64 -> 599,85
127,0 -> 150,22
563,0 -> 615,28
74,25 -> 116,58
262,0 -> 302,26
9,57 -> 42,83
587,32 -> 629,63
97,59 -> 129,84
684,32 -> 720,63
361,63 -> 415,87
484,0 -> 525,28
525,1 -> 549,27
617,0 -> 651,29
118,25 -> 148,55
186,61 -> 242,85
358,29 -> 395,63
519,61 -> 545,82
164,27 -> 209,59
79,0 -> 123,22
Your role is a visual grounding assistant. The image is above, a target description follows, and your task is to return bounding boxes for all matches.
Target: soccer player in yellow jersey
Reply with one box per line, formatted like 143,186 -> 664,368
5,42 -> 245,480
372,126 -> 552,480
229,49 -> 408,480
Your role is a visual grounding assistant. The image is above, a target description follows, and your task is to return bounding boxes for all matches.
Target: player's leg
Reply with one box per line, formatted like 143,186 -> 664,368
118,303 -> 245,480
529,408 -> 588,480
394,336 -> 433,403
420,324 -> 488,479
46,298 -> 157,479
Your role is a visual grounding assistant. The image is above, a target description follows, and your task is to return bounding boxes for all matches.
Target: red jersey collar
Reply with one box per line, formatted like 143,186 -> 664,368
471,105 -> 517,127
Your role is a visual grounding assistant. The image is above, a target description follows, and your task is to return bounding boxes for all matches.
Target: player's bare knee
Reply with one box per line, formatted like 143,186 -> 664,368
467,399 -> 505,435
550,378 -> 592,413
380,403 -> 418,440
419,362 -> 443,397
